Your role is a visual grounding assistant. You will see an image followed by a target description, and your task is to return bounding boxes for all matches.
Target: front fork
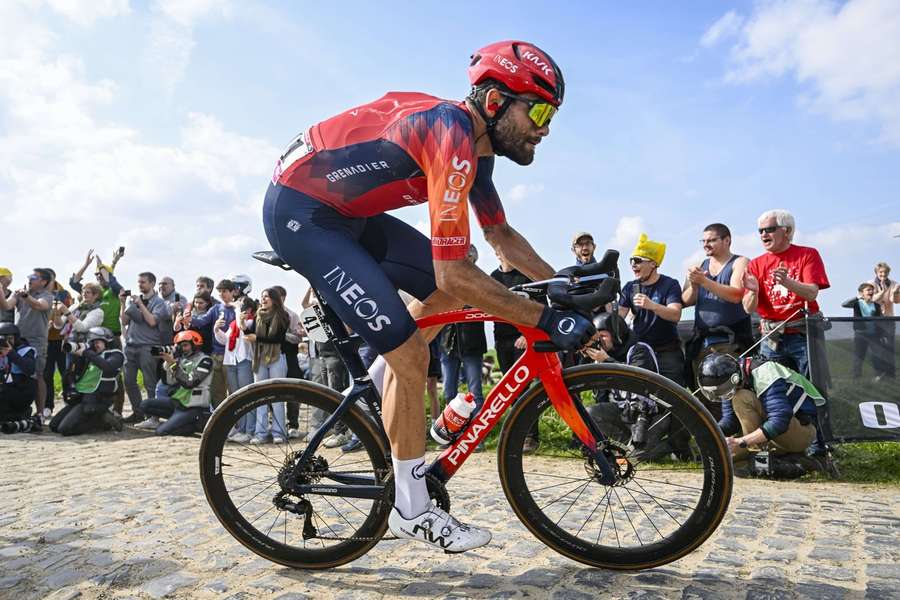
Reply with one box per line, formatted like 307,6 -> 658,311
538,364 -> 618,485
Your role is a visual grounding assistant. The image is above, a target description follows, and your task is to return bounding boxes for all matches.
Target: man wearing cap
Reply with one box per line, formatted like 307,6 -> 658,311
0,267 -> 55,418
618,234 -> 686,386
0,268 -> 13,324
571,232 -> 597,266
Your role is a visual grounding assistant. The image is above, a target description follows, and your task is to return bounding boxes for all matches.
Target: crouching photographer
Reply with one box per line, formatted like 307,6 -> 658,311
138,331 -> 212,436
583,312 -> 691,462
0,323 -> 40,433
697,352 -> 827,478
49,327 -> 124,436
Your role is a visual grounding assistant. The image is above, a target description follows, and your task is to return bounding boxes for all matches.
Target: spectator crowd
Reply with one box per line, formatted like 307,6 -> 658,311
1,209 -> 897,474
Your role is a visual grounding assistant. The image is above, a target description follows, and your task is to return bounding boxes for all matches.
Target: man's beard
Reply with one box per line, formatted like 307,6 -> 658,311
491,115 -> 535,166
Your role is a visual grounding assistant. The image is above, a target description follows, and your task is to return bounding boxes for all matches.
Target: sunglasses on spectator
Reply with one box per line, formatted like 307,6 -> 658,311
758,226 -> 783,234
498,91 -> 557,128
629,257 -> 653,267
700,237 -> 721,245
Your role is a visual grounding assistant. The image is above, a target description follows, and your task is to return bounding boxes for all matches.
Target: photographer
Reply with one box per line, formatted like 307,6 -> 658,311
697,352 -> 821,477
49,327 -> 124,436
120,272 -> 171,423
583,312 -> 686,462
183,280 -> 239,408
69,248 -> 126,414
138,331 -> 213,436
0,268 -> 54,419
0,323 -> 38,430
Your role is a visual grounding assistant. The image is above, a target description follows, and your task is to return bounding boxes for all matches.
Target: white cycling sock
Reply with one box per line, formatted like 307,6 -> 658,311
368,355 -> 386,397
392,456 -> 430,519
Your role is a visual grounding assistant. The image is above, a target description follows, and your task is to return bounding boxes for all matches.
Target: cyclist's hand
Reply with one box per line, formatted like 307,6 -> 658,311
537,306 -> 596,351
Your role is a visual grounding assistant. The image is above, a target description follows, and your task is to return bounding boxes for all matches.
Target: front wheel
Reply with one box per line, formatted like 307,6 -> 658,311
498,363 -> 732,570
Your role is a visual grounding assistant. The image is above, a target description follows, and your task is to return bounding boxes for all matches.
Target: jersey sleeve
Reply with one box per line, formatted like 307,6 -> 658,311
469,157 -> 506,229
389,103 -> 478,260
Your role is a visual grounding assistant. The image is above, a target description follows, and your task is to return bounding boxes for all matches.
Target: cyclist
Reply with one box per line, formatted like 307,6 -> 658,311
262,40 -> 595,553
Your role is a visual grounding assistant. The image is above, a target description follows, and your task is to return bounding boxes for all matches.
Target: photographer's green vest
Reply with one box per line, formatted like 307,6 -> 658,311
166,353 -> 212,408
98,289 -> 122,335
750,361 -> 825,412
74,349 -> 124,394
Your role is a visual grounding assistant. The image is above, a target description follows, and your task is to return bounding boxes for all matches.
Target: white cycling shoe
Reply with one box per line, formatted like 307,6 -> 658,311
388,506 -> 492,553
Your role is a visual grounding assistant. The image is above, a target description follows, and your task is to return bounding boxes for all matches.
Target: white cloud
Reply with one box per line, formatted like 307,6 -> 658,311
700,10 -> 744,48
141,0 -> 231,97
154,0 -> 230,27
704,0 -> 900,144
46,0 -> 130,26
605,216 -> 645,251
504,183 -> 545,206
0,3 -> 281,297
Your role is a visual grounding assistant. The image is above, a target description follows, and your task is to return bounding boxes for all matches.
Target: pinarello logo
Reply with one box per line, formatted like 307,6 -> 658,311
557,317 -> 576,335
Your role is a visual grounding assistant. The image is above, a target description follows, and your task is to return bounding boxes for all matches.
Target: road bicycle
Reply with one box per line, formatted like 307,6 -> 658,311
199,249 -> 733,570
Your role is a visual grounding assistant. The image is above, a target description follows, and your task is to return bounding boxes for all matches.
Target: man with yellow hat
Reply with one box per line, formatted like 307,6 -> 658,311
0,268 -> 13,324
618,233 -> 686,386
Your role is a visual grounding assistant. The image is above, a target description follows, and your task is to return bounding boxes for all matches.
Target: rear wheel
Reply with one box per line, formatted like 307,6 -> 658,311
199,379 -> 391,569
498,363 -> 732,570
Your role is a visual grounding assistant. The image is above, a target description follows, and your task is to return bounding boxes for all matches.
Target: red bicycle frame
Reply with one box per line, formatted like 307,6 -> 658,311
417,308 -> 616,484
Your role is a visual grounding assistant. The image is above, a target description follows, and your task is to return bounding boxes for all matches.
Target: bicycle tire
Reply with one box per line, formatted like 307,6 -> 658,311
199,378 -> 391,569
498,363 -> 732,570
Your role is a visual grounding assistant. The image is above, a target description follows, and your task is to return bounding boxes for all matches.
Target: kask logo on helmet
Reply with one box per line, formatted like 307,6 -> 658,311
520,50 -> 554,77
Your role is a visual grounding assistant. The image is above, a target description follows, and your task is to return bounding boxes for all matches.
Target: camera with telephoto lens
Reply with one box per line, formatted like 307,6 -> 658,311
2,415 -> 41,434
150,345 -> 177,357
62,341 -> 89,353
620,396 -> 658,447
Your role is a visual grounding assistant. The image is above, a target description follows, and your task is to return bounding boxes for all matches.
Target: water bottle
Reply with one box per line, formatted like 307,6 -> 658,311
431,392 -> 476,445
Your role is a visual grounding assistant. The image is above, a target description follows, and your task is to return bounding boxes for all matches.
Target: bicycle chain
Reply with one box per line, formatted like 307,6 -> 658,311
279,467 -> 450,543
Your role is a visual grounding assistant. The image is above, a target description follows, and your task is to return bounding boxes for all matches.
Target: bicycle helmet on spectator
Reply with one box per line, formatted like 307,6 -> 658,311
86,327 -> 114,344
0,322 -> 20,339
175,330 -> 204,350
230,274 -> 252,296
697,352 -> 743,402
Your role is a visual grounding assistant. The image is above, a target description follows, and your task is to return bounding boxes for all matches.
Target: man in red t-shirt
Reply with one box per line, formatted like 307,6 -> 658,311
742,209 -> 830,376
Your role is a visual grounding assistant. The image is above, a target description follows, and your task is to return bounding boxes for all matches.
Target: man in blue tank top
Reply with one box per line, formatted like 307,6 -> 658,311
682,223 -> 754,383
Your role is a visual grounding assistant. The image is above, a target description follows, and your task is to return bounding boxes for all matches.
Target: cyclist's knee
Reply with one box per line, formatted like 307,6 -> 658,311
384,332 -> 429,375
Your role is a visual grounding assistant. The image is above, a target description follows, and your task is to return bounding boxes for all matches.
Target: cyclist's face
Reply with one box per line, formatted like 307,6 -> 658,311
492,93 -> 550,166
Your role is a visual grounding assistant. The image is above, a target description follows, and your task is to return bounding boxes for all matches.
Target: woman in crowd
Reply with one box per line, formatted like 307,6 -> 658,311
175,291 -> 215,354
52,282 -> 105,342
246,288 -> 289,444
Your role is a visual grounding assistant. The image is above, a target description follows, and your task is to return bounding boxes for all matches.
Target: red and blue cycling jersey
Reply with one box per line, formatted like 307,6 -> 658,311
271,92 -> 506,260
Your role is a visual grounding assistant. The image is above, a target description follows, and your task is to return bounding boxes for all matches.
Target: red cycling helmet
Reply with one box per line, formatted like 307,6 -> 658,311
175,330 -> 204,348
468,40 -> 565,107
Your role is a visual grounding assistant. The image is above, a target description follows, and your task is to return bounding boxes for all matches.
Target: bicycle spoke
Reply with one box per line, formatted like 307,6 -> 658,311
623,485 -> 665,541
537,479 -> 593,512
554,477 -> 593,526
631,476 -> 704,492
576,486 -> 612,537
234,480 -> 279,511
612,487 -> 642,546
628,480 -> 685,527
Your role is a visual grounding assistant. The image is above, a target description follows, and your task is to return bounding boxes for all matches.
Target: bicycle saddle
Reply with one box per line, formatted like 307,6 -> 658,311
252,250 -> 292,271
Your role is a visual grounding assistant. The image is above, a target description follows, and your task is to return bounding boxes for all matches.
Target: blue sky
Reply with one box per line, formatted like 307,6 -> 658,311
1,0 -> 898,318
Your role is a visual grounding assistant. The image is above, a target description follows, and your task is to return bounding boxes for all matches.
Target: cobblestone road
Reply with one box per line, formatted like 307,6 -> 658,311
1,430 -> 898,600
